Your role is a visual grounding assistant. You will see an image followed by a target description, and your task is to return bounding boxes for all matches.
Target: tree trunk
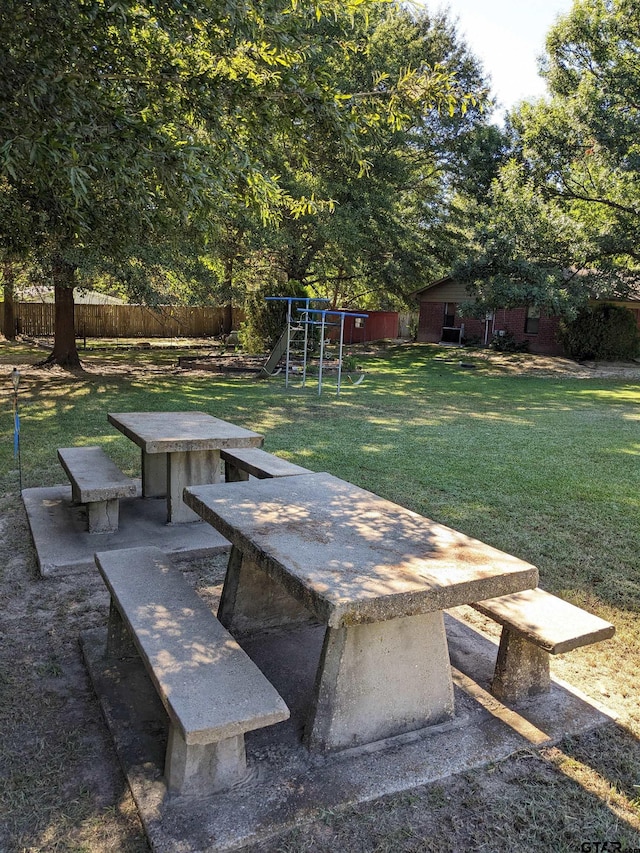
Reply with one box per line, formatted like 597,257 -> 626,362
223,302 -> 233,335
222,255 -> 234,335
3,262 -> 16,340
40,258 -> 81,367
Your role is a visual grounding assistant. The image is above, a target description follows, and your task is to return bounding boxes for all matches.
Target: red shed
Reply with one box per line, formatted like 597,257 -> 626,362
328,310 -> 399,344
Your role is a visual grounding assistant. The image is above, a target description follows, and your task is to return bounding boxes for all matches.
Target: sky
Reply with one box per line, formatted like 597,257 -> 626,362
424,1 -> 574,118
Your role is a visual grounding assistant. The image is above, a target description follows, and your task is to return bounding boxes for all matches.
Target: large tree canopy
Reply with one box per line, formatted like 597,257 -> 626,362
457,0 -> 640,316
239,5 -> 502,309
1,0 -> 462,364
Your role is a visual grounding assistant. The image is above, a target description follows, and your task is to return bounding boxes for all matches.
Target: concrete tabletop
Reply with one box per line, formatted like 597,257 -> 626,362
184,473 -> 539,628
107,411 -> 263,454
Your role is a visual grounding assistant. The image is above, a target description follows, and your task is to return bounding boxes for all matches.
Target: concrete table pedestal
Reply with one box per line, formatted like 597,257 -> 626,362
167,449 -> 221,524
306,612 -> 455,750
141,451 -> 167,498
219,546 -> 456,750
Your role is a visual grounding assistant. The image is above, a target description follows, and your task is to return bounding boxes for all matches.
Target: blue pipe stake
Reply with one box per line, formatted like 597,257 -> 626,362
13,396 -> 21,491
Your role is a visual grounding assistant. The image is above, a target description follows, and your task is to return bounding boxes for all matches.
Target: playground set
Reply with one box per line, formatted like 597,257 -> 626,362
259,297 -> 368,394
179,297 -> 369,395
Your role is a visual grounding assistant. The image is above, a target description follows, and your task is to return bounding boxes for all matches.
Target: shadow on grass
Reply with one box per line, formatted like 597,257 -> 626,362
2,343 -> 638,607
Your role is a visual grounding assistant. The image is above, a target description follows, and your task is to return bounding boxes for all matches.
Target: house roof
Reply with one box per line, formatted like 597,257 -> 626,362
413,272 -> 640,305
411,276 -> 454,300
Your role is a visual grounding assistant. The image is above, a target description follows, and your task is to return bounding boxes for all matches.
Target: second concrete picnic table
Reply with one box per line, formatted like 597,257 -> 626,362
184,472 -> 539,751
108,411 -> 263,523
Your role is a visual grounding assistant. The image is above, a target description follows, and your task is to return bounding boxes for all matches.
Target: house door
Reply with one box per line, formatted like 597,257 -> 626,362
441,302 -> 461,343
444,303 -> 456,327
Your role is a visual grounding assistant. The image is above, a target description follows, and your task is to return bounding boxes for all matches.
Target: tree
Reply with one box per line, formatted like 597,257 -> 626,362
539,0 -> 640,281
0,178 -> 36,340
559,303 -> 640,360
247,5 -> 501,309
453,159 -> 592,319
462,0 -> 640,314
239,278 -> 309,353
0,0 -> 462,366
2,263 -> 16,341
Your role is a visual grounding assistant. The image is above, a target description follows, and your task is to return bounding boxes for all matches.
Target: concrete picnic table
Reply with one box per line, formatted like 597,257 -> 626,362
184,472 -> 539,751
108,411 -> 263,523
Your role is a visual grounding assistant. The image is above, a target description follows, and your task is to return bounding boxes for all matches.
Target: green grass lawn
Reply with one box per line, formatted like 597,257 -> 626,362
4,339 -> 639,706
1,339 -> 639,851
4,341 -> 638,613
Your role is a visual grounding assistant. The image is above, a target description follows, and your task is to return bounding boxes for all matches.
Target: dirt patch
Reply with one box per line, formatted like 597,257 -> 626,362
0,500 -> 150,852
13,336 -> 640,382
177,353 -> 267,374
435,348 -> 640,379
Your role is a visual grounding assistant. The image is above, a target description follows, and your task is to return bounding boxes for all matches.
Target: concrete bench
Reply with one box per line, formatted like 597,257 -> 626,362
94,546 -> 290,797
57,446 -> 137,533
221,447 -> 311,482
472,588 -> 615,702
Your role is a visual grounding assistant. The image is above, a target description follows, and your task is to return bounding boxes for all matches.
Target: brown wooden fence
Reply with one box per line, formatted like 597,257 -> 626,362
0,303 -> 244,338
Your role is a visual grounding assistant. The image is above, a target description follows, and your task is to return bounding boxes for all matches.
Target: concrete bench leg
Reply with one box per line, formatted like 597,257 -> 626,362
305,612 -> 455,751
224,461 -> 250,482
218,546 -> 312,635
87,498 -> 120,534
164,726 -> 247,796
491,627 -> 551,702
105,600 -> 137,660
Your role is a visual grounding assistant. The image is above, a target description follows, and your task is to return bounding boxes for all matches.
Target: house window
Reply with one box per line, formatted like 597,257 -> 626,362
354,317 -> 365,329
525,305 -> 540,335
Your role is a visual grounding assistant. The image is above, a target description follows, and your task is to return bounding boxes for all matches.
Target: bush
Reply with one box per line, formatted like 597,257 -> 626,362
559,304 -> 640,361
489,329 -> 529,353
239,279 -> 308,354
461,334 -> 482,347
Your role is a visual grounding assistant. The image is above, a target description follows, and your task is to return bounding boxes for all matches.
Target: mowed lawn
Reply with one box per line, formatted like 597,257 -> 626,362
1,339 -> 639,851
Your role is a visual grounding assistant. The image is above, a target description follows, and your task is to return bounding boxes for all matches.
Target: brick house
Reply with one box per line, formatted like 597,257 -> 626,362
413,276 -> 640,356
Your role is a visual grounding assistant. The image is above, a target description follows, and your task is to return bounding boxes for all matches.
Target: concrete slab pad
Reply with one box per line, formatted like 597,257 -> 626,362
80,611 -> 617,853
23,485 -> 230,577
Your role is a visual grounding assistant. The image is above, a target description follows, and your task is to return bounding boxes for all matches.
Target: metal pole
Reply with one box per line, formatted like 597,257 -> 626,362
302,305 -> 310,387
318,312 -> 326,396
336,314 -> 346,396
285,298 -> 292,388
